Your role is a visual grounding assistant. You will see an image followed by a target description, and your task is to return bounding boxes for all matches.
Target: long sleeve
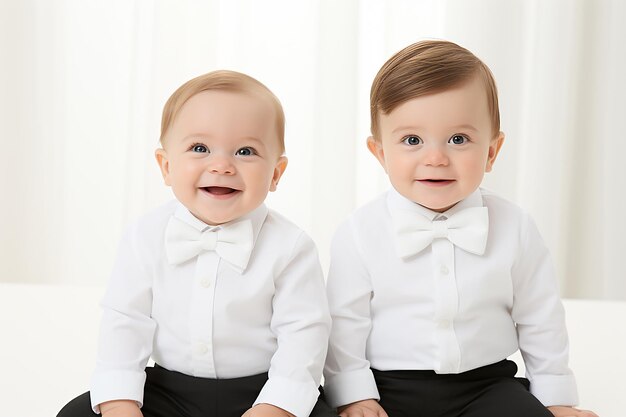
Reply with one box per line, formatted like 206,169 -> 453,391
323,220 -> 380,408
90,223 -> 156,413
511,213 -> 578,406
254,232 -> 331,417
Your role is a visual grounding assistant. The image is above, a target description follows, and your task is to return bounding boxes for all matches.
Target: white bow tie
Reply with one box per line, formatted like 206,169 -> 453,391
392,206 -> 489,258
164,215 -> 254,273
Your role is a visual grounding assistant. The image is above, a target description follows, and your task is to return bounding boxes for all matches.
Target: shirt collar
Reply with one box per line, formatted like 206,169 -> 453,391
172,201 -> 269,249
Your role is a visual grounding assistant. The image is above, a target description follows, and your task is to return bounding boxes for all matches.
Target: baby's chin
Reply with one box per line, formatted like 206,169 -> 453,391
393,189 -> 458,212
189,210 -> 238,226
413,199 -> 461,213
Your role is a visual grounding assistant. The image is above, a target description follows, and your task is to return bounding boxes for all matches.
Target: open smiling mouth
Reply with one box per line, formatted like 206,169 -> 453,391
418,179 -> 455,185
201,186 -> 240,196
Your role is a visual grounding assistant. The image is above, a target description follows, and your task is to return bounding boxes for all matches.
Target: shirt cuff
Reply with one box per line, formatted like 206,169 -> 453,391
323,368 -> 380,409
90,369 -> 146,413
254,375 -> 320,417
529,374 -> 579,407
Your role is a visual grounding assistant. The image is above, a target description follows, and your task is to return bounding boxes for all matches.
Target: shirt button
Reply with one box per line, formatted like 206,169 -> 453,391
440,265 -> 449,275
195,343 -> 209,355
200,278 -> 211,288
437,319 -> 451,328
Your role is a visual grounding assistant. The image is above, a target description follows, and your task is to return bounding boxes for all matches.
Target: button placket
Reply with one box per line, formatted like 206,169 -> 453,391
189,252 -> 219,377
431,238 -> 461,373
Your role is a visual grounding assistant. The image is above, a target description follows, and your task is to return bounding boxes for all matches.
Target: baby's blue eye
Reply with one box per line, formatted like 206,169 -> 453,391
236,147 -> 256,156
402,135 -> 422,146
191,144 -> 209,153
449,135 -> 468,145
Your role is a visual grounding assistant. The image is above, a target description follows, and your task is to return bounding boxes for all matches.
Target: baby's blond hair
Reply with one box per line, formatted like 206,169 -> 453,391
160,70 -> 285,154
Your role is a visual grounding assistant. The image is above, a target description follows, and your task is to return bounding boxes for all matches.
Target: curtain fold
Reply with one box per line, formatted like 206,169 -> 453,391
1,0 -> 624,300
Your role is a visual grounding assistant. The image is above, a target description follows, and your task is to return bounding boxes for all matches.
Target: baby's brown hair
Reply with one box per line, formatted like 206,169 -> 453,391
370,40 -> 500,140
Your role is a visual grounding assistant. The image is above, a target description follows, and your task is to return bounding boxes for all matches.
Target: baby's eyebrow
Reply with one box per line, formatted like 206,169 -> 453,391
238,136 -> 263,144
181,134 -> 212,142
451,124 -> 478,132
236,136 -> 270,150
392,125 -> 423,134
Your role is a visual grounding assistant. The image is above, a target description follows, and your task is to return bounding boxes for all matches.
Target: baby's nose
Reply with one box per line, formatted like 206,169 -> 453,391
423,146 -> 449,166
207,154 -> 235,174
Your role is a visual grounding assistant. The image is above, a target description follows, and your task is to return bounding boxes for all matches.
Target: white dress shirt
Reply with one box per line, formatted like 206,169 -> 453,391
324,188 -> 578,408
90,200 -> 331,417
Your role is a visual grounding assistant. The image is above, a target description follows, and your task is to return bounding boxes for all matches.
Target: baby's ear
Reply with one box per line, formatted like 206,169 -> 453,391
269,156 -> 288,192
155,148 -> 172,185
485,132 -> 505,173
366,136 -> 387,171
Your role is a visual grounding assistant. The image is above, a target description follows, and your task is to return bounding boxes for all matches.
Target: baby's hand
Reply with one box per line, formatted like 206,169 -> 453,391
338,399 -> 388,417
241,403 -> 295,417
547,405 -> 599,417
100,400 -> 143,417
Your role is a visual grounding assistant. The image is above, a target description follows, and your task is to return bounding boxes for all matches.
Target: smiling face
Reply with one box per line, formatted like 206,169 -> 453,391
368,75 -> 504,212
155,89 -> 287,225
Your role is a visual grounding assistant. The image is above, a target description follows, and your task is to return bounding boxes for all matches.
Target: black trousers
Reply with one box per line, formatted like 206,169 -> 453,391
57,365 -> 337,417
373,360 -> 553,417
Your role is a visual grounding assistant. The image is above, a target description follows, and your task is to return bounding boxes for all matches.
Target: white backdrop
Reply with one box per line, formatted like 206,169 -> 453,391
1,0 -> 624,300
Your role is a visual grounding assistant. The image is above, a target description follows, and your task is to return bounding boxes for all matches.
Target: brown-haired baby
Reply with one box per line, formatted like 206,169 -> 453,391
324,40 -> 597,417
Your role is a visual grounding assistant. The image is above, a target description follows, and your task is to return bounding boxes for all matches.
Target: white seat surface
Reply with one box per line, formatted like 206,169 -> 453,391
1,283 -> 623,416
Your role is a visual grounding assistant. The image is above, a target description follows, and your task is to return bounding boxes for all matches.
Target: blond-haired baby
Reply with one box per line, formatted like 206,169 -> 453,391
58,70 -> 334,417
